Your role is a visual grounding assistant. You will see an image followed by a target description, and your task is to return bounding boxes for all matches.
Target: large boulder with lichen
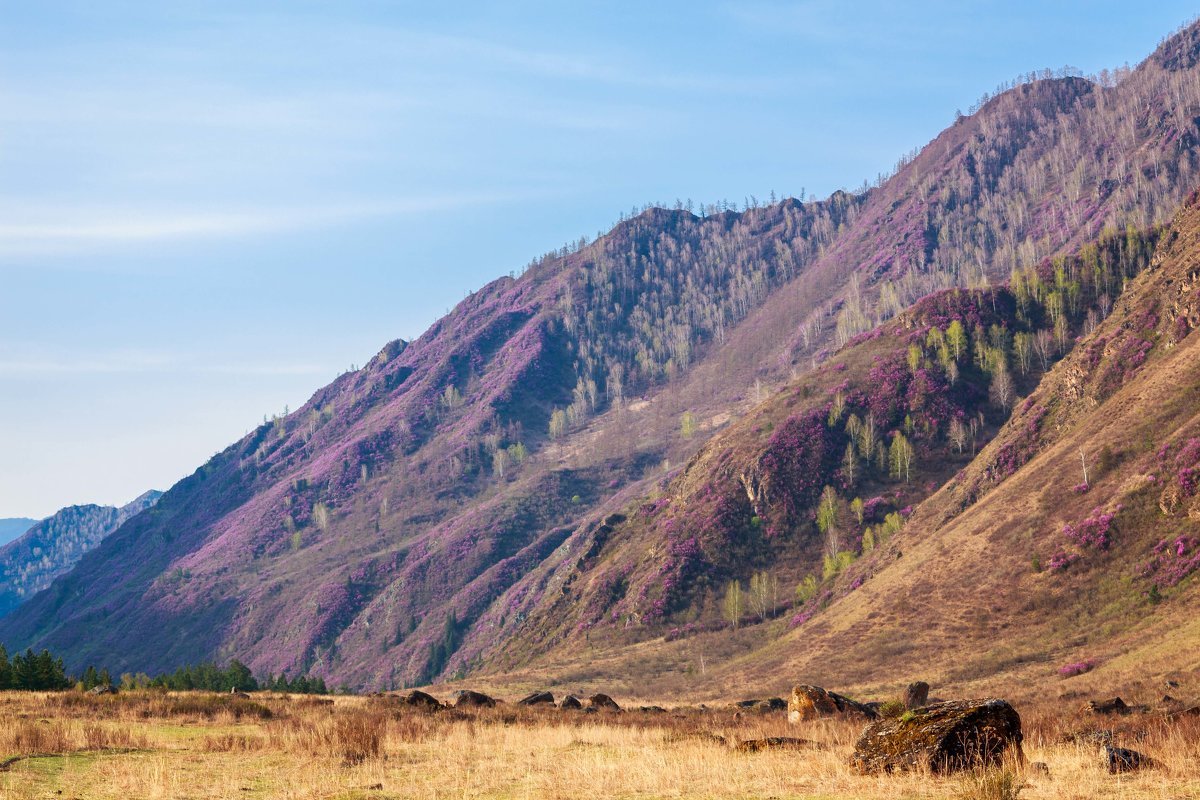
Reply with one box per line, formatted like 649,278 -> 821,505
850,699 -> 1023,775
788,685 -> 879,723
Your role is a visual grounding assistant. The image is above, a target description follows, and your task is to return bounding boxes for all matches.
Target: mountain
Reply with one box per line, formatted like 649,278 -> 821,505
614,186 -> 1200,702
4,21 -> 1200,690
0,492 -> 161,618
0,520 -> 37,548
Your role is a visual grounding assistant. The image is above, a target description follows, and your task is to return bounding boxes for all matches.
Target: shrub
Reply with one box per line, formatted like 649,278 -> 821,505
1058,659 -> 1097,678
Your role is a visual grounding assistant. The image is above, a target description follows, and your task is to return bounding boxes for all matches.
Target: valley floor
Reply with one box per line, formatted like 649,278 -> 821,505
0,690 -> 1194,799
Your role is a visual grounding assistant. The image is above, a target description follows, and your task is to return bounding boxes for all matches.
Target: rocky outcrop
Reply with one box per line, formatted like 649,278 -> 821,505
903,681 -> 930,710
788,685 -> 878,723
850,699 -> 1023,775
588,693 -> 621,712
1105,744 -> 1155,773
401,689 -> 442,709
517,691 -> 555,706
454,690 -> 497,708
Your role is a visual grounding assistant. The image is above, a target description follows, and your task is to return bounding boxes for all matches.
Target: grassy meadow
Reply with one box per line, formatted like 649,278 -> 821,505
0,689 -> 1193,799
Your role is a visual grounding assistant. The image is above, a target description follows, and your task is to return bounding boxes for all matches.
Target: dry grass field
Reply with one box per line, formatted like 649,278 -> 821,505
0,689 -> 1192,799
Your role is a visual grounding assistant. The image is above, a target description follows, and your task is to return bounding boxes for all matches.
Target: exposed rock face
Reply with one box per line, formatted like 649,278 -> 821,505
454,690 -> 497,708
788,685 -> 879,723
903,681 -> 930,710
517,691 -> 555,706
850,699 -> 1023,775
402,689 -> 442,709
588,693 -> 621,711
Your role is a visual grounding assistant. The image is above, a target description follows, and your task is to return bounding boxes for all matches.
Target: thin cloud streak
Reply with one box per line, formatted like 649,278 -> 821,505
0,351 -> 331,378
0,191 -> 551,256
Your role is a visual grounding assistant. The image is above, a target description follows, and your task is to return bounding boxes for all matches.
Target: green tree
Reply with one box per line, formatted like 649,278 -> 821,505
946,320 -> 967,362
722,580 -> 743,630
681,411 -> 696,438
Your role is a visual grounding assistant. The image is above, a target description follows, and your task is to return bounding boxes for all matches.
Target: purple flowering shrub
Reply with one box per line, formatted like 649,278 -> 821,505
758,408 -> 842,530
1140,535 -> 1200,588
1058,659 -> 1097,677
1062,506 -> 1121,551
1092,306 -> 1160,399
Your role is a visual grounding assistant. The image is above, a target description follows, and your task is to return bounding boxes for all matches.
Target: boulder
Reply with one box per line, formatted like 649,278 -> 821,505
638,705 -> 667,713
788,685 -> 878,723
454,690 -> 497,708
850,699 -> 1024,775
1104,744 -> 1155,773
401,690 -> 442,709
517,691 -> 555,707
757,697 -> 788,712
735,736 -> 815,753
1087,697 -> 1130,715
87,685 -> 117,696
903,681 -> 930,710
559,695 -> 583,710
588,693 -> 621,712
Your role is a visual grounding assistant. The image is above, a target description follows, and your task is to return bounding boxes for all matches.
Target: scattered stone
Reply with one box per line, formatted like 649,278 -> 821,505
664,731 -> 726,746
588,693 -> 621,712
1168,704 -> 1200,719
559,695 -> 583,710
734,699 -> 759,708
903,681 -> 930,710
1104,744 -> 1155,773
735,736 -> 815,753
849,699 -> 1024,775
1029,761 -> 1050,775
1088,697 -> 1130,715
87,685 -> 117,696
401,690 -> 442,709
638,705 -> 667,713
454,690 -> 497,708
756,697 -> 788,712
582,707 -> 598,714
788,685 -> 879,723
1162,694 -> 1178,705
1166,679 -> 1180,689
517,691 -> 555,707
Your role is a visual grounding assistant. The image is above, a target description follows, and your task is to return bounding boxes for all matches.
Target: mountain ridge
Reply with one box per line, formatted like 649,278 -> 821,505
5,21 -> 1200,691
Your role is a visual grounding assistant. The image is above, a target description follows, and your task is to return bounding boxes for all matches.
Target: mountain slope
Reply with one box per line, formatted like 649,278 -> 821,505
0,492 -> 161,618
495,191 -> 1200,702
6,21 -> 1200,689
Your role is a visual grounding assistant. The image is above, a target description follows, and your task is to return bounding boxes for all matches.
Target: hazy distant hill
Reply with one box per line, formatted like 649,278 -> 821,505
0,491 -> 161,617
0,519 -> 37,547
5,20 -> 1200,691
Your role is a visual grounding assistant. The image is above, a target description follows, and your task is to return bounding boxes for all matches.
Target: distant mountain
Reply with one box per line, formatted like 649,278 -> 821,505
4,20 -> 1200,690
0,520 -> 37,547
0,491 -> 161,617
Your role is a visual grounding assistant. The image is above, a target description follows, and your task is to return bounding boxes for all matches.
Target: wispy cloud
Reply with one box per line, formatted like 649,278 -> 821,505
0,191 -> 546,256
0,348 -> 331,378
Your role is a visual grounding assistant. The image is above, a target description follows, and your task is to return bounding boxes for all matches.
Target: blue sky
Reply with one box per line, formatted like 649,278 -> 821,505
1,1 -> 1196,518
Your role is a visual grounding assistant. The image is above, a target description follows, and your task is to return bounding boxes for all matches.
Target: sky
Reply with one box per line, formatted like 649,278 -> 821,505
1,1 -> 1197,518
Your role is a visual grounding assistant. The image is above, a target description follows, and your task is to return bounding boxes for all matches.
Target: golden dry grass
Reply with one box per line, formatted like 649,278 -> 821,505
0,691 -> 1190,798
